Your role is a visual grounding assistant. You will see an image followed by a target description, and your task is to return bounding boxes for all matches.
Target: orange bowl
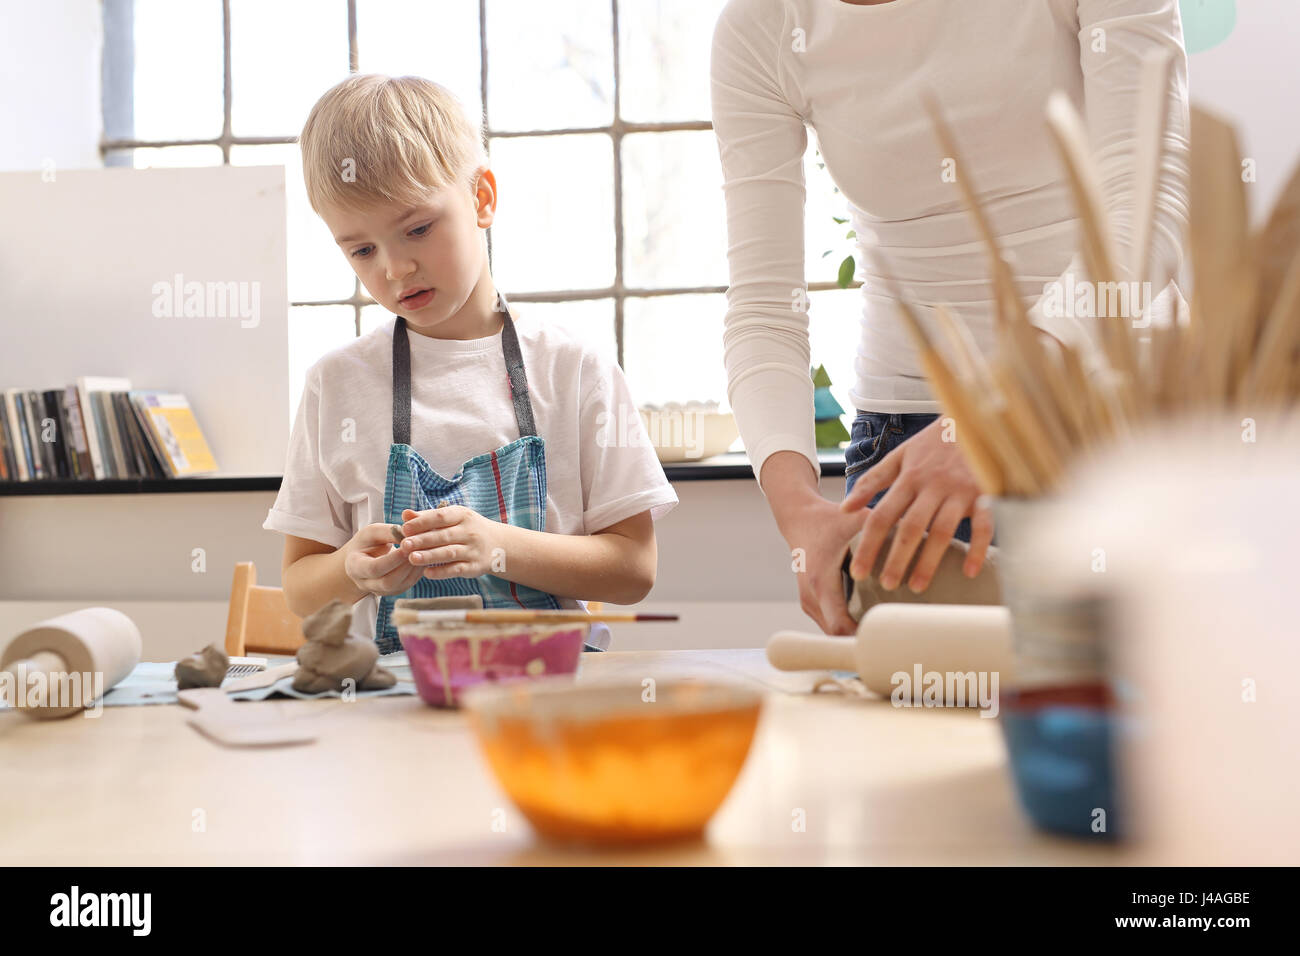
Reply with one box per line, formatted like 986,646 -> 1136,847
462,679 -> 762,845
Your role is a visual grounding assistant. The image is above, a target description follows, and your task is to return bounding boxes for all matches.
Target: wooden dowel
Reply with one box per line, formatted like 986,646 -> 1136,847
991,359 -> 1066,490
893,300 -> 1006,496
1255,157 -> 1300,325
1243,248 -> 1300,402
1188,105 -> 1258,404
1045,93 -> 1142,410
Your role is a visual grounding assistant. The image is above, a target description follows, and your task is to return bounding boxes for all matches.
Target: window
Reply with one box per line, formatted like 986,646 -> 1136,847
102,0 -> 858,427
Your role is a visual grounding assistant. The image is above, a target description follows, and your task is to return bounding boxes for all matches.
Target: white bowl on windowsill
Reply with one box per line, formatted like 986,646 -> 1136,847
638,407 -> 739,463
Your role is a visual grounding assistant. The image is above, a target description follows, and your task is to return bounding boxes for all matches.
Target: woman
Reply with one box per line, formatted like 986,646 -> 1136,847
710,0 -> 1189,634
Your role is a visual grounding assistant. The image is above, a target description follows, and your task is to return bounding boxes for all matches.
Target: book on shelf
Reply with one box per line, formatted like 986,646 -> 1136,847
0,379 -> 219,484
78,376 -> 130,479
129,391 -> 218,477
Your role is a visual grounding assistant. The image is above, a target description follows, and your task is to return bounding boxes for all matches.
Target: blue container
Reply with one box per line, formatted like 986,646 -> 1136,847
1000,700 -> 1124,840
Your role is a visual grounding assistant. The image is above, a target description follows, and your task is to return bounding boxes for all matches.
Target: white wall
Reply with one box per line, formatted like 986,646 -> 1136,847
0,0 -> 103,172
1183,0 -> 1300,221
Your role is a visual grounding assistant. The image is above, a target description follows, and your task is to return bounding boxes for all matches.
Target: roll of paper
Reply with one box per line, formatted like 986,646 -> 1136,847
1,607 -> 142,719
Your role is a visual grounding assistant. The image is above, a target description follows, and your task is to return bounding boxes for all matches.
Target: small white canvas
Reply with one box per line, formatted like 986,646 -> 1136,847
0,165 -> 289,476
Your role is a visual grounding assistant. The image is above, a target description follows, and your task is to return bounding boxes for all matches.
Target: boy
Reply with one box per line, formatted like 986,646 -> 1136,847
263,74 -> 677,652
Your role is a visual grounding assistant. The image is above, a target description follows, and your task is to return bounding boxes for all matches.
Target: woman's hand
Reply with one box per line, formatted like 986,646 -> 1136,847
761,452 -> 863,636
839,418 -> 994,591
399,506 -> 501,580
782,496 -> 865,635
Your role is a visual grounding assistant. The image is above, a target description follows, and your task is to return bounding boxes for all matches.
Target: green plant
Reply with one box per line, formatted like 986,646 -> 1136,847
816,151 -> 858,288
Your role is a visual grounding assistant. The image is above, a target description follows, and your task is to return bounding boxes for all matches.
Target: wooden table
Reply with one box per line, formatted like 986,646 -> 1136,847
0,649 -> 1123,865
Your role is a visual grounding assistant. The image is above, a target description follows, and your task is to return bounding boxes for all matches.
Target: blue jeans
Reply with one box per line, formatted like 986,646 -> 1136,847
843,411 -> 974,544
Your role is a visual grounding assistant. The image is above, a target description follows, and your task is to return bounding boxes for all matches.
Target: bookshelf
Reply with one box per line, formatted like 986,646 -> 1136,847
0,475 -> 282,495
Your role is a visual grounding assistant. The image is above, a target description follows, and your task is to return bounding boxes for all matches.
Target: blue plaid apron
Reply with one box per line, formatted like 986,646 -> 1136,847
373,293 -> 562,654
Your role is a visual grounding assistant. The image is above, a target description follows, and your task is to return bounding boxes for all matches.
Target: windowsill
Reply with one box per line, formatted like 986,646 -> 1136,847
0,452 -> 849,495
657,450 -> 847,482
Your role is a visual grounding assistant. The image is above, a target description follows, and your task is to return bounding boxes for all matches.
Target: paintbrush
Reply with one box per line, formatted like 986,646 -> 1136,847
928,304 -> 1046,492
1187,105 -> 1258,405
1130,47 -> 1176,290
866,247 -> 1007,494
392,609 -> 680,625
924,95 -> 1084,452
1244,251 -> 1300,402
1255,158 -> 1300,324
1242,158 -> 1300,403
1045,92 -> 1143,417
900,89 -> 1300,506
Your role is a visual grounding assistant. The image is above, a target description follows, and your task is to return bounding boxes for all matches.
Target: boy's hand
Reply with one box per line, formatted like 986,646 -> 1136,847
400,506 -> 501,580
341,523 -> 428,598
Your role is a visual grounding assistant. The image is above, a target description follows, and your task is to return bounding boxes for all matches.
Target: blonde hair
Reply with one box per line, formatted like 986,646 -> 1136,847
299,73 -> 487,215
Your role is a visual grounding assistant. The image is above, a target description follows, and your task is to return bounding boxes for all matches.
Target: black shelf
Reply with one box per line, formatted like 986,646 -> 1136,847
0,475 -> 283,495
0,454 -> 848,495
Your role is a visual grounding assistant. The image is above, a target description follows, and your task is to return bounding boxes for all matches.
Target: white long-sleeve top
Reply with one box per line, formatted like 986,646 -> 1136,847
711,0 -> 1190,486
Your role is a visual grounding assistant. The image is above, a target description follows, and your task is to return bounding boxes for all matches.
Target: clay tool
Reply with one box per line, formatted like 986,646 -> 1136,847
221,661 -> 298,693
1187,105 -> 1258,403
865,247 -> 1007,495
897,89 -> 1300,497
392,609 -> 679,626
1244,253 -> 1300,402
766,604 -> 1013,704
225,656 -> 269,677
177,687 -> 316,748
1045,92 -> 1142,418
1254,158 -> 1300,326
1244,157 -> 1300,401
925,96 -> 1081,464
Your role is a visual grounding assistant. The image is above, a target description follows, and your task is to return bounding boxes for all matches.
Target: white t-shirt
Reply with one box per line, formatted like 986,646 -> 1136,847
263,312 -> 679,649
711,0 -> 1190,486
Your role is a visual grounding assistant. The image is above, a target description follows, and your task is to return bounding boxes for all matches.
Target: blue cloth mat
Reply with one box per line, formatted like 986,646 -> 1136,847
99,656 -> 416,707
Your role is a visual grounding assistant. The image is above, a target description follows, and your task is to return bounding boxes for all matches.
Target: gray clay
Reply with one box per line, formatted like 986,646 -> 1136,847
175,644 -> 229,689
292,600 -> 396,693
845,529 -> 1002,621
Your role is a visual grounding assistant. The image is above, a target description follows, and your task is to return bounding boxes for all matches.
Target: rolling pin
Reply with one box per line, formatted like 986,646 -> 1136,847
0,607 -> 142,719
767,604 -> 1013,705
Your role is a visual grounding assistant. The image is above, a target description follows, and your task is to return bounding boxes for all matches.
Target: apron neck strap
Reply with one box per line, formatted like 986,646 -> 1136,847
498,292 -> 537,438
392,291 -> 537,447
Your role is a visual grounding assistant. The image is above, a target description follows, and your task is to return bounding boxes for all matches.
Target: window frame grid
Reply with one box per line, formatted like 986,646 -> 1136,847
99,0 -> 851,368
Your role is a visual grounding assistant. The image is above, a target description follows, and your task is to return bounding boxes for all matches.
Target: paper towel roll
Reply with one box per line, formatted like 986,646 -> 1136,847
1,607 -> 142,719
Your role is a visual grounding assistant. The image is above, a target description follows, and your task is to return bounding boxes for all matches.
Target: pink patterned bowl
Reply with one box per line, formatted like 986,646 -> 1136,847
398,619 -> 588,709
